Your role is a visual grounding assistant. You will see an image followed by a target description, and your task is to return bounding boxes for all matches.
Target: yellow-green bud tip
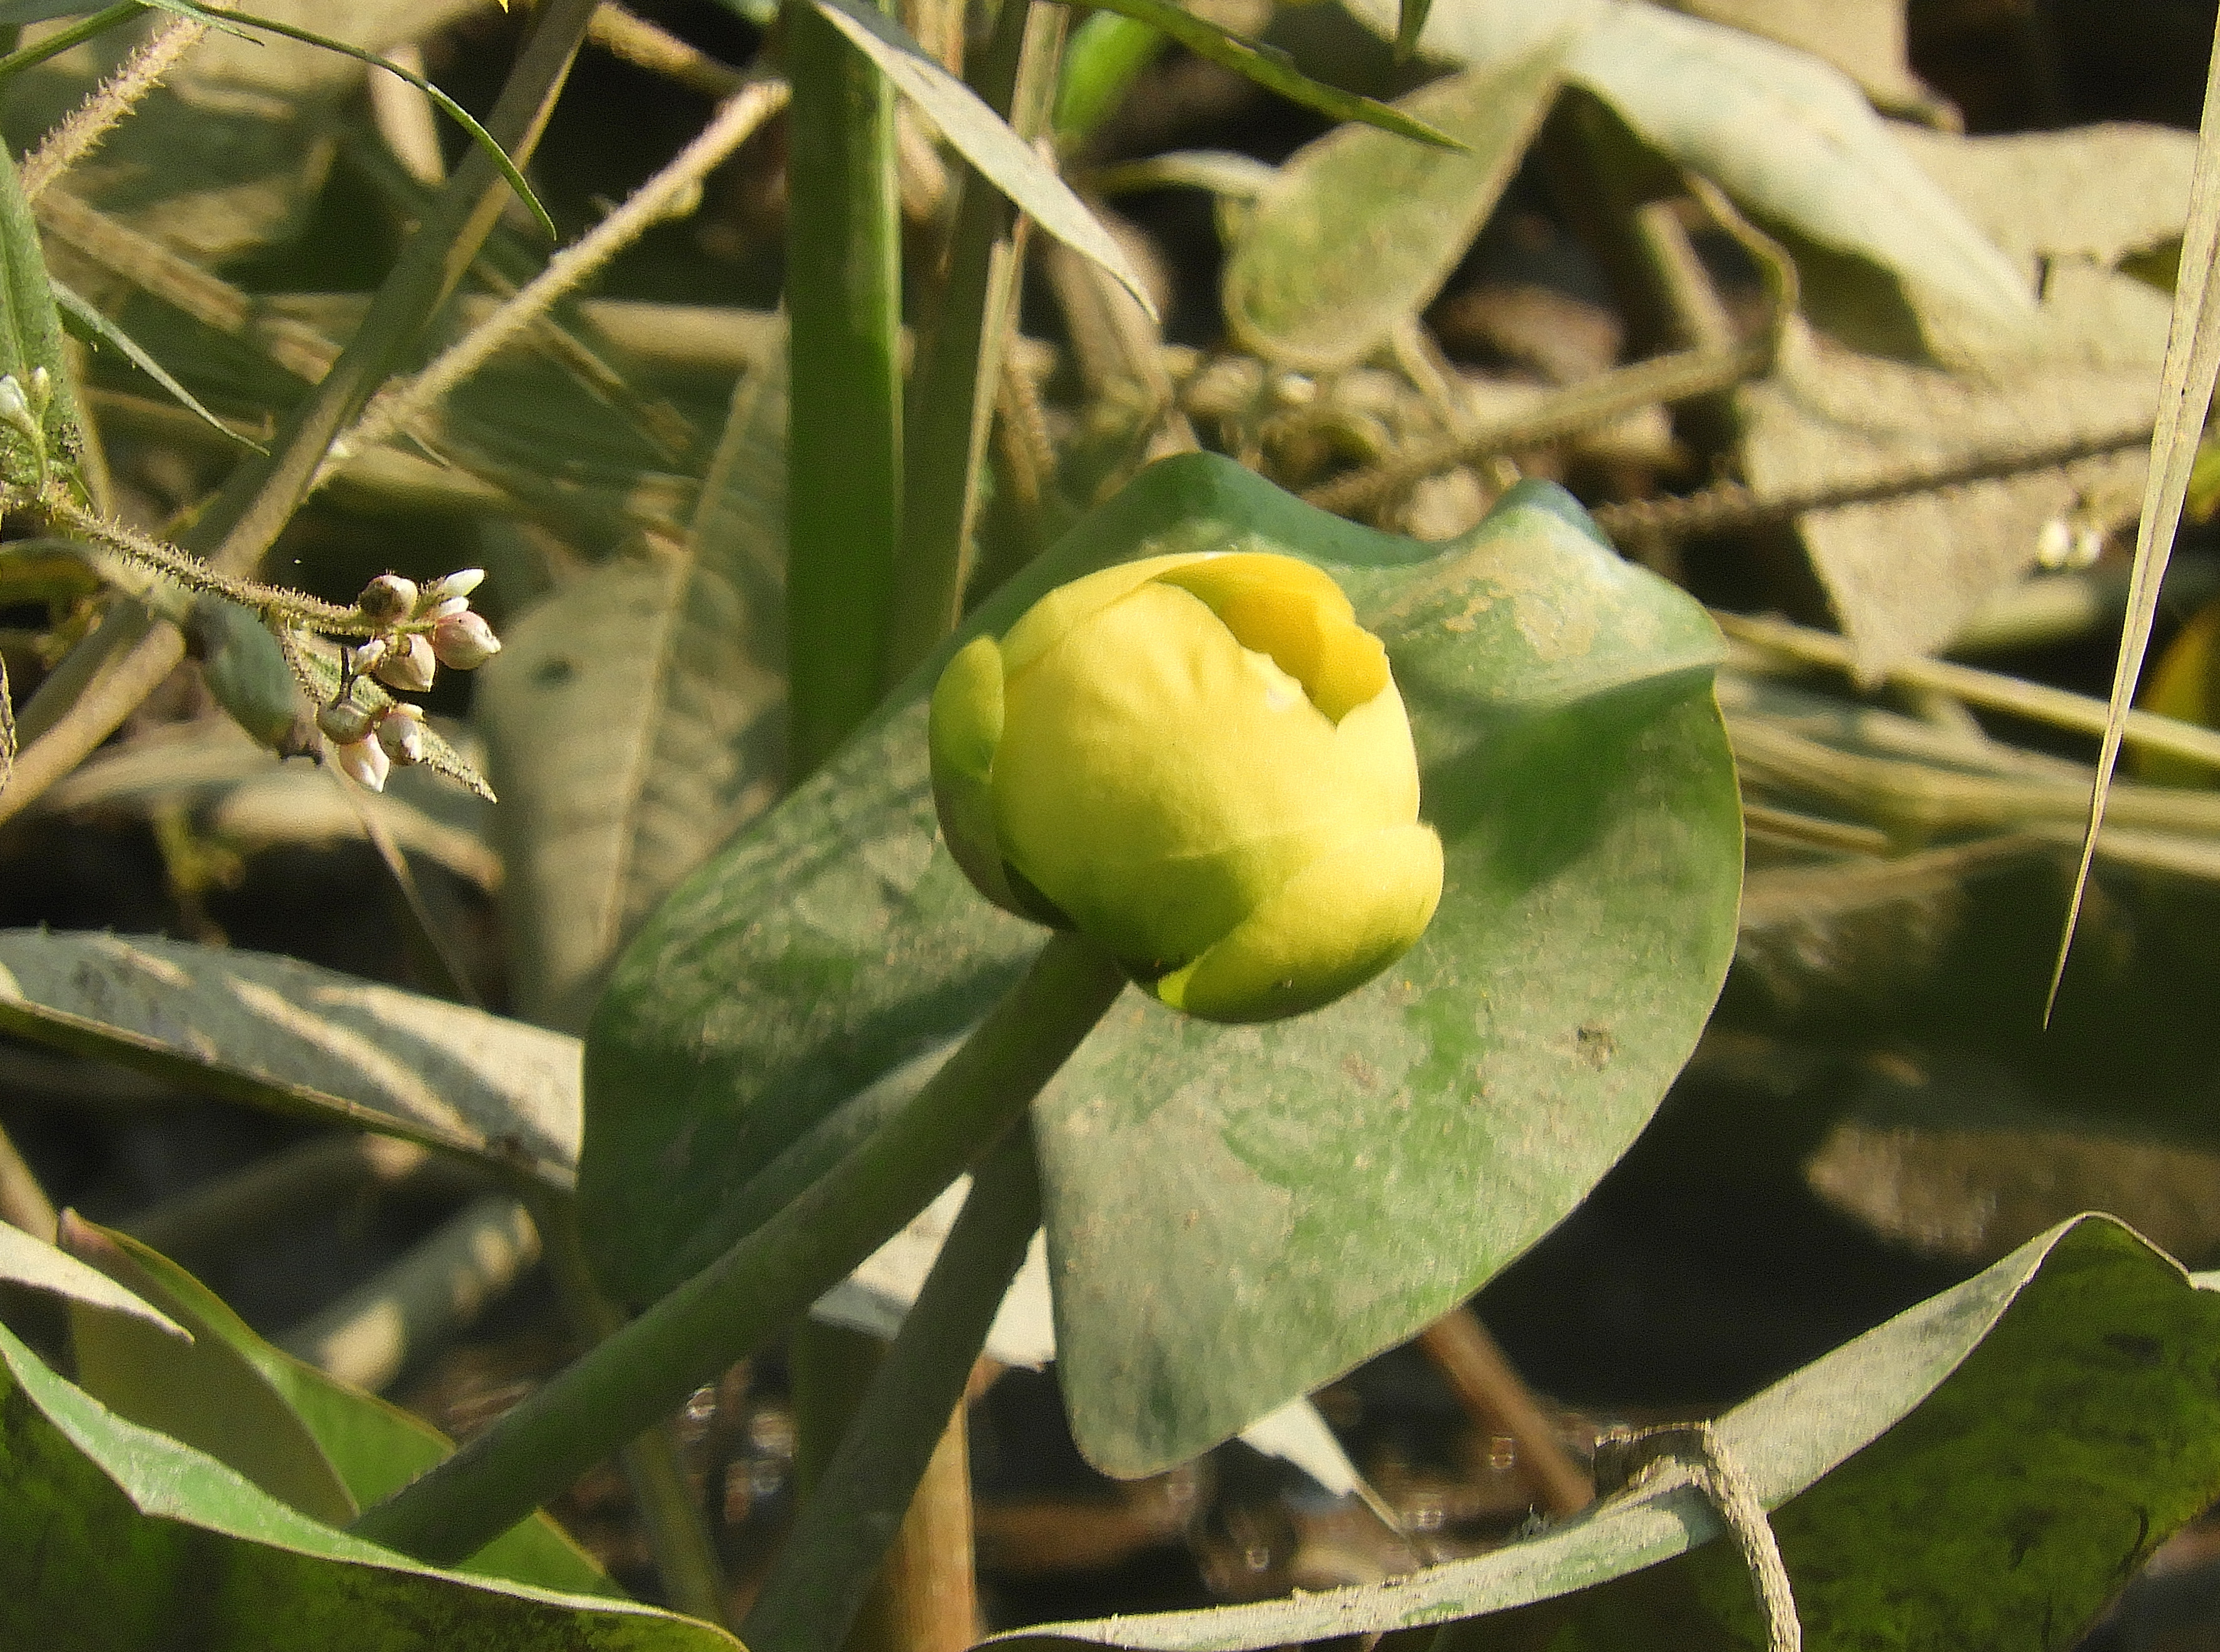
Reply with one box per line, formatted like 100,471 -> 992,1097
928,552 -> 1442,1022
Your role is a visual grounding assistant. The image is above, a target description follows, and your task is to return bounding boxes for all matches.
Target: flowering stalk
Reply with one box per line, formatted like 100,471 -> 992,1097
39,488 -> 502,795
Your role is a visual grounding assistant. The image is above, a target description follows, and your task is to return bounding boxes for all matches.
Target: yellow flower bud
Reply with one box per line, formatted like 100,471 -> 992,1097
930,552 -> 1443,1022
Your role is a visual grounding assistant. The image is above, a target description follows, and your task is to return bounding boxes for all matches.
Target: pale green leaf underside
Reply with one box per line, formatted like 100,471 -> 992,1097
0,931 -> 580,1188
984,1216 -> 2220,1649
0,1320 -> 736,1649
0,1220 -> 187,1338
1224,44 -> 1566,371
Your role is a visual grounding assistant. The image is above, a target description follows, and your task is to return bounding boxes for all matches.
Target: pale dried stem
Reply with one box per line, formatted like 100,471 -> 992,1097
277,1194 -> 541,1393
1719,609 -> 2220,770
0,1119 -> 58,1242
37,188 -> 341,383
19,13 -> 212,204
326,78 -> 789,481
119,1134 -> 451,1261
589,1 -> 748,98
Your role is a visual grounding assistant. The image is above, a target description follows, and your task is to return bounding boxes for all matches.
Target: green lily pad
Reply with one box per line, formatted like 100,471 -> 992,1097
977,1215 -> 2220,1649
0,1317 -> 735,1649
583,454 -> 1741,1473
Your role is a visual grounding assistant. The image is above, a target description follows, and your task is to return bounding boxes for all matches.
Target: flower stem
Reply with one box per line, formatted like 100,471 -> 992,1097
349,932 -> 1127,1566
743,1121 -> 1041,1652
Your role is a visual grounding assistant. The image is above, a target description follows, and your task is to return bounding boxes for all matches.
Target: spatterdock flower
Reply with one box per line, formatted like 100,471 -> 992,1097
929,551 -> 1442,1022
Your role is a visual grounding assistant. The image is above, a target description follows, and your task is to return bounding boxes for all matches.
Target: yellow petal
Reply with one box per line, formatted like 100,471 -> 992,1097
996,581 -> 1357,966
997,553 -> 1217,679
1153,823 -> 1444,1022
929,635 -> 1022,915
1155,553 -> 1388,719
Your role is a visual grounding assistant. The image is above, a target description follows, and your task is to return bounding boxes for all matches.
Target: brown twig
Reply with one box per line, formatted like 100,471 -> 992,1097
1593,422 -> 2156,548
1414,1305 -> 1592,1518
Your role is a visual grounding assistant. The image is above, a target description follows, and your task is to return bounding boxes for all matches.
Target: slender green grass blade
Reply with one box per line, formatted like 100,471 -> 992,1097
1077,0 -> 1462,149
53,277 -> 265,452
149,1 -> 559,239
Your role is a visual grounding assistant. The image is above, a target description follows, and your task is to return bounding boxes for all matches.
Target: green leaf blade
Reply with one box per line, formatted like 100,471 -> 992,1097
802,0 -> 1161,315
1223,46 -> 1566,372
583,457 -> 1743,1475
0,1319 -> 738,1648
982,1216 -> 2220,1649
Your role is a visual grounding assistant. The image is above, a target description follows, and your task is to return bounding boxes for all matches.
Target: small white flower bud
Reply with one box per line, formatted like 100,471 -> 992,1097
0,375 -> 34,440
422,568 -> 486,605
427,596 -> 469,621
430,609 -> 501,670
317,697 -> 376,745
350,635 -> 389,673
333,735 -> 390,792
375,703 -> 426,765
357,573 -> 419,625
372,632 -> 437,693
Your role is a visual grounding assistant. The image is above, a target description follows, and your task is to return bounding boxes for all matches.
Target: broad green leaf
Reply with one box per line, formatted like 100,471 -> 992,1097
68,1218 -> 614,1598
0,931 -> 581,1188
1072,0 -> 1462,151
477,342 -> 788,1030
799,0 -> 1159,317
1223,44 -> 1566,372
0,1318 -> 737,1649
63,1214 -> 362,1529
979,1216 -> 2220,1649
583,454 -> 1742,1474
1343,0 -> 2036,357
0,1218 -> 188,1338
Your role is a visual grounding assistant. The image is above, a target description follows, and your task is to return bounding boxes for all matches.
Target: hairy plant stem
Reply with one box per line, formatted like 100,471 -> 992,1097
350,933 -> 1128,1566
3,0 -> 598,827
18,10 -> 211,203
331,76 -> 790,479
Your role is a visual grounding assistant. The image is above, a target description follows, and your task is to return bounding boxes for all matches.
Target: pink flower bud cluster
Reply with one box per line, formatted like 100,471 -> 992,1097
320,568 -> 501,792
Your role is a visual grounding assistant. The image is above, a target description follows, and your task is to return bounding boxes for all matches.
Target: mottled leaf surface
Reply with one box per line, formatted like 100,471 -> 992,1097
585,455 -> 1741,1473
981,1217 -> 2220,1648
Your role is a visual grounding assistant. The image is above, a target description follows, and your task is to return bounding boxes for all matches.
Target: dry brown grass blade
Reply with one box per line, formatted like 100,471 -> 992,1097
2054,11 -> 2220,1017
